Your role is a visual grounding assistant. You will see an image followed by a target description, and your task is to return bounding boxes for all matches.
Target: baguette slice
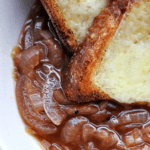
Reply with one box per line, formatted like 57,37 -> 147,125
63,0 -> 150,104
40,0 -> 108,52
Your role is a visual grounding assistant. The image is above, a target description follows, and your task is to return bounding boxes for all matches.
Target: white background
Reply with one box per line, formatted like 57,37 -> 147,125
0,0 -> 43,149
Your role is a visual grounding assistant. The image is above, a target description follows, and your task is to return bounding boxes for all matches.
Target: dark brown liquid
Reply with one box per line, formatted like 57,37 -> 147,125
12,1 -> 150,150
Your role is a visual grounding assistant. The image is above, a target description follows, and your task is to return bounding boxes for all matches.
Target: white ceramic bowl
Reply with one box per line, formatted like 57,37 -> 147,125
0,0 -> 43,149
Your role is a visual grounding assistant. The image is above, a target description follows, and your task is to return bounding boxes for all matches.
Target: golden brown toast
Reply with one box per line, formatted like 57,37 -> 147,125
63,0 -> 150,104
40,0 -> 108,52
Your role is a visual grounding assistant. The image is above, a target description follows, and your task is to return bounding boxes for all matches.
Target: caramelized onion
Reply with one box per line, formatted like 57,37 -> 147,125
40,139 -> 51,150
25,75 -> 44,112
43,93 -> 67,126
118,109 -> 148,125
89,109 -> 111,123
16,76 -> 57,135
108,109 -> 148,128
87,142 -> 99,150
61,145 -> 71,150
15,45 -> 40,77
50,143 -> 63,150
123,128 -> 143,147
42,65 -> 67,126
41,30 -> 53,40
34,17 -> 45,41
43,39 -> 64,69
53,89 -> 73,105
82,124 -> 96,142
130,144 -> 150,150
19,1 -> 43,50
82,124 -> 126,150
63,104 -> 99,115
116,123 -> 142,134
142,121 -> 150,143
99,101 -> 118,111
28,92 -> 44,113
42,64 -> 61,89
24,25 -> 34,50
61,116 -> 88,143
24,78 -> 50,123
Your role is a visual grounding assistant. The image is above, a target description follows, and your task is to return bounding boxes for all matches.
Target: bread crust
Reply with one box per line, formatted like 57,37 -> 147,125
40,0 -> 77,53
63,0 -> 135,103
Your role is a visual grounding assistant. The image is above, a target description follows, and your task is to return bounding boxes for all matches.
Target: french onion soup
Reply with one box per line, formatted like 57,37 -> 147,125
12,0 -> 150,150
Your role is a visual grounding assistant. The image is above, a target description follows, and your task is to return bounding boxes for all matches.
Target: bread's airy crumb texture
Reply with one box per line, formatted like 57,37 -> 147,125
63,0 -> 150,104
41,0 -> 108,52
56,0 -> 108,44
94,0 -> 150,103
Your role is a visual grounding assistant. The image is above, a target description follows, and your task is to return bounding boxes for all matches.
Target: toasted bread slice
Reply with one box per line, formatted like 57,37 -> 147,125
63,0 -> 150,104
40,0 -> 108,52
